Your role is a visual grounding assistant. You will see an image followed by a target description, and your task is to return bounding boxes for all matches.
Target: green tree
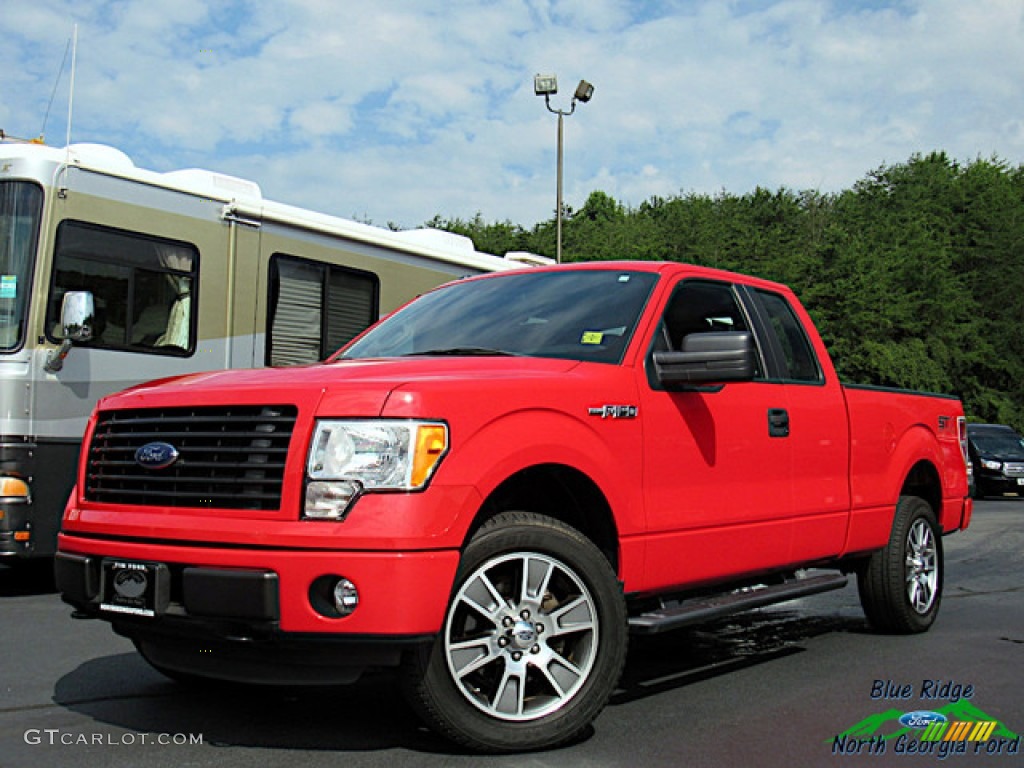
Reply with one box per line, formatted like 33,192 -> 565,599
426,153 -> 1024,428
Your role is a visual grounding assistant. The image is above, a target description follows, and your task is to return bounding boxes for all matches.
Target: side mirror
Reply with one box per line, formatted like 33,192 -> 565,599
61,291 -> 95,342
44,291 -> 95,373
653,331 -> 756,386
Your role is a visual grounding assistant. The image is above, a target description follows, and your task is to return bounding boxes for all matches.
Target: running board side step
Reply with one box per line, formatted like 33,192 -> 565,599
627,573 -> 849,635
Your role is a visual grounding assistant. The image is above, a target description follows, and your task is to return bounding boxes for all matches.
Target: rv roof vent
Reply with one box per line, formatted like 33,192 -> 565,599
391,228 -> 477,254
161,169 -> 262,202
67,143 -> 135,171
504,251 -> 555,266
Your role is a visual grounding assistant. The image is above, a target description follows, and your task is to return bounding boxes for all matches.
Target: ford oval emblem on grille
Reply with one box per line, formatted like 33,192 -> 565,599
135,441 -> 180,470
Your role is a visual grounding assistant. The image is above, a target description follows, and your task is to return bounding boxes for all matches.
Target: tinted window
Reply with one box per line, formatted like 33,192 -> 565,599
47,221 -> 197,354
342,269 -> 659,364
651,279 -> 764,378
969,429 -> 1024,455
756,289 -> 822,383
0,182 -> 43,351
267,254 -> 379,366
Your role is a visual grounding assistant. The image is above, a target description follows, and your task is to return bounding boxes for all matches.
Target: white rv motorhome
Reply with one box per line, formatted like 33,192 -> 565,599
0,139 -> 534,561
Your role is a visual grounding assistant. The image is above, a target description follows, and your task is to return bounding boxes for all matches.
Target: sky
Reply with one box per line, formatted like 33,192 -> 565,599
2,0 -> 1023,233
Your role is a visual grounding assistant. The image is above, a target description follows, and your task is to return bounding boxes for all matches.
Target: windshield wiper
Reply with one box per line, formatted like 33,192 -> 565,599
407,347 -> 517,357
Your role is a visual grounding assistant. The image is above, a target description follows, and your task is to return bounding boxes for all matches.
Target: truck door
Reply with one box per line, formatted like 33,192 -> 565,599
639,278 -> 795,590
745,286 -> 850,561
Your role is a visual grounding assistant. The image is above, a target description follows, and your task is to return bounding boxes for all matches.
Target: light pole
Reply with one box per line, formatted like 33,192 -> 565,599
534,74 -> 594,263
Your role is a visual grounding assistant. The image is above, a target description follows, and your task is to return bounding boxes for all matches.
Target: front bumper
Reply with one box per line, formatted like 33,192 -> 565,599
974,471 -> 1024,497
56,534 -> 460,637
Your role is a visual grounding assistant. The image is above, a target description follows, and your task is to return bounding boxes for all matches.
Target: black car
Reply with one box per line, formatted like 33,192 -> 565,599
966,423 -> 1024,498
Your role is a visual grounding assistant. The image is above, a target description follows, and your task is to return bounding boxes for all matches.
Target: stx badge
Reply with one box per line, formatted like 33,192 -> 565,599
588,405 -> 638,419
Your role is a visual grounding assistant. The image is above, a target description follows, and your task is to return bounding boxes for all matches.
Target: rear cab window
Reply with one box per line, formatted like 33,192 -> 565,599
753,288 -> 823,384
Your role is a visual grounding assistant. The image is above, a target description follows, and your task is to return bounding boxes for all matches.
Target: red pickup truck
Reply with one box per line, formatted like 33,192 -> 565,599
56,261 -> 972,752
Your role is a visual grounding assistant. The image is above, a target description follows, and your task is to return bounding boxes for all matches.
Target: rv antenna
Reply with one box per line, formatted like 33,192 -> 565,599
66,24 -> 78,149
56,24 -> 78,200
39,30 -> 74,143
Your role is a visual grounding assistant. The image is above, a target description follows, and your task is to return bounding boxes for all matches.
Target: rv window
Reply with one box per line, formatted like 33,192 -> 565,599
46,221 -> 198,355
0,181 -> 43,352
267,254 -> 378,366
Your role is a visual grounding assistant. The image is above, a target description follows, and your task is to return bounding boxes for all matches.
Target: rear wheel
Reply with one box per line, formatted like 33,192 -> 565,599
857,495 -> 943,634
403,511 -> 627,752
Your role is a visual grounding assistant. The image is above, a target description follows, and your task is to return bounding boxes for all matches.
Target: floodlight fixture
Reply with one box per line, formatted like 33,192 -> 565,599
574,80 -> 594,103
534,74 -> 558,97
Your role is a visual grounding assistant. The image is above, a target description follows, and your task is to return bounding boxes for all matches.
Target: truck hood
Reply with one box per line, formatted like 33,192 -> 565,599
98,356 -> 582,416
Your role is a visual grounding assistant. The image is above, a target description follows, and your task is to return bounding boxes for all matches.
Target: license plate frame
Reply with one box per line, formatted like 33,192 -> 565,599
100,560 -> 170,617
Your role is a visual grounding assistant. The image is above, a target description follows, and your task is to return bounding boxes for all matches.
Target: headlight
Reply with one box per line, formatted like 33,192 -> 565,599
304,420 -> 448,520
980,459 -> 1002,471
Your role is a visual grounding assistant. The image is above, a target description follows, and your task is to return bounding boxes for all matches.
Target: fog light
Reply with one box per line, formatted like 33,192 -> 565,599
304,480 -> 362,520
333,578 -> 359,616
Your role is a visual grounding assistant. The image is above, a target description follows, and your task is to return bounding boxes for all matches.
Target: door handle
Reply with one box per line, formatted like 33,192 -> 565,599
768,408 -> 790,438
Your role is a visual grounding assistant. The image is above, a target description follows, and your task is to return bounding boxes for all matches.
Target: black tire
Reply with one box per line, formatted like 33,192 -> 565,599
857,495 -> 943,634
402,511 -> 627,753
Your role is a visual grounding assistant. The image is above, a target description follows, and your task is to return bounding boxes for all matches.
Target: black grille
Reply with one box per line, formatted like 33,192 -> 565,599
85,405 -> 298,510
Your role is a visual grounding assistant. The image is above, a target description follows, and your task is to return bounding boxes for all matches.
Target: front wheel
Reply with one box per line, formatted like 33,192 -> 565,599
857,495 -> 943,634
402,511 -> 627,753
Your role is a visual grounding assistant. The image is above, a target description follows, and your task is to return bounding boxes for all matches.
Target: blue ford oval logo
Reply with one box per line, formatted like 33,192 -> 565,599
899,711 -> 947,729
135,441 -> 180,470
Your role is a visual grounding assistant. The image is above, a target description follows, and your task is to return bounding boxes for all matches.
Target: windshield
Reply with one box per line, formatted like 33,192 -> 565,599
341,268 -> 659,365
0,181 -> 43,352
971,431 -> 1024,456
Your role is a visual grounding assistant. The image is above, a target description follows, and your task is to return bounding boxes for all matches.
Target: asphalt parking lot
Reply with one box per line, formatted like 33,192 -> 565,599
1,498 -> 1021,767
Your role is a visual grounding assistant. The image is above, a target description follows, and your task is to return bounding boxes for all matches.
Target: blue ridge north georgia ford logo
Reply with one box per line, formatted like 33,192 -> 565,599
134,441 -> 180,470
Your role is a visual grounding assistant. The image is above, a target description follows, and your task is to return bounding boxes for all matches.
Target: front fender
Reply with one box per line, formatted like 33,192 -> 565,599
440,407 -> 645,541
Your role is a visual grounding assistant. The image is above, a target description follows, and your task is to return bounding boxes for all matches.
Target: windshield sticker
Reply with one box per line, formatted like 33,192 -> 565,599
581,331 -> 604,345
0,275 -> 16,299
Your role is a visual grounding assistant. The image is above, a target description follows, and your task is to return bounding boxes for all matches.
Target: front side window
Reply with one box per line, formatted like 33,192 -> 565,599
650,279 -> 764,379
0,181 -> 43,352
46,221 -> 197,354
267,255 -> 379,366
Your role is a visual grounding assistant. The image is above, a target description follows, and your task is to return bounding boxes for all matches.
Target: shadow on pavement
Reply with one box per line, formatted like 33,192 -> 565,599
52,653 -> 461,753
0,558 -> 56,596
613,609 -> 867,705
50,608 -> 865,754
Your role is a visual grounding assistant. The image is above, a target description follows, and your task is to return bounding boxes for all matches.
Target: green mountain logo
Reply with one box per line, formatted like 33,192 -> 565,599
834,701 -> 1019,743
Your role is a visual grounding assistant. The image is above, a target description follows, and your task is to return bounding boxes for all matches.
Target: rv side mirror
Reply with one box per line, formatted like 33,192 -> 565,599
45,291 -> 95,373
653,331 -> 756,386
61,291 -> 95,342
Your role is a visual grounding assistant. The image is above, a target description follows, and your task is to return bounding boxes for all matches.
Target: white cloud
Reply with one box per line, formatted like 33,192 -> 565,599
1,0 -> 1022,231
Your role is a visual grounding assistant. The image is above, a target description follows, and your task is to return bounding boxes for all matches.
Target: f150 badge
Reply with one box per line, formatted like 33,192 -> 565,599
588,405 -> 638,419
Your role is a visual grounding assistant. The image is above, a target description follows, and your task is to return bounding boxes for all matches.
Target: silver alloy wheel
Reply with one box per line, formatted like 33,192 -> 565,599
905,517 -> 938,614
444,552 -> 599,721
